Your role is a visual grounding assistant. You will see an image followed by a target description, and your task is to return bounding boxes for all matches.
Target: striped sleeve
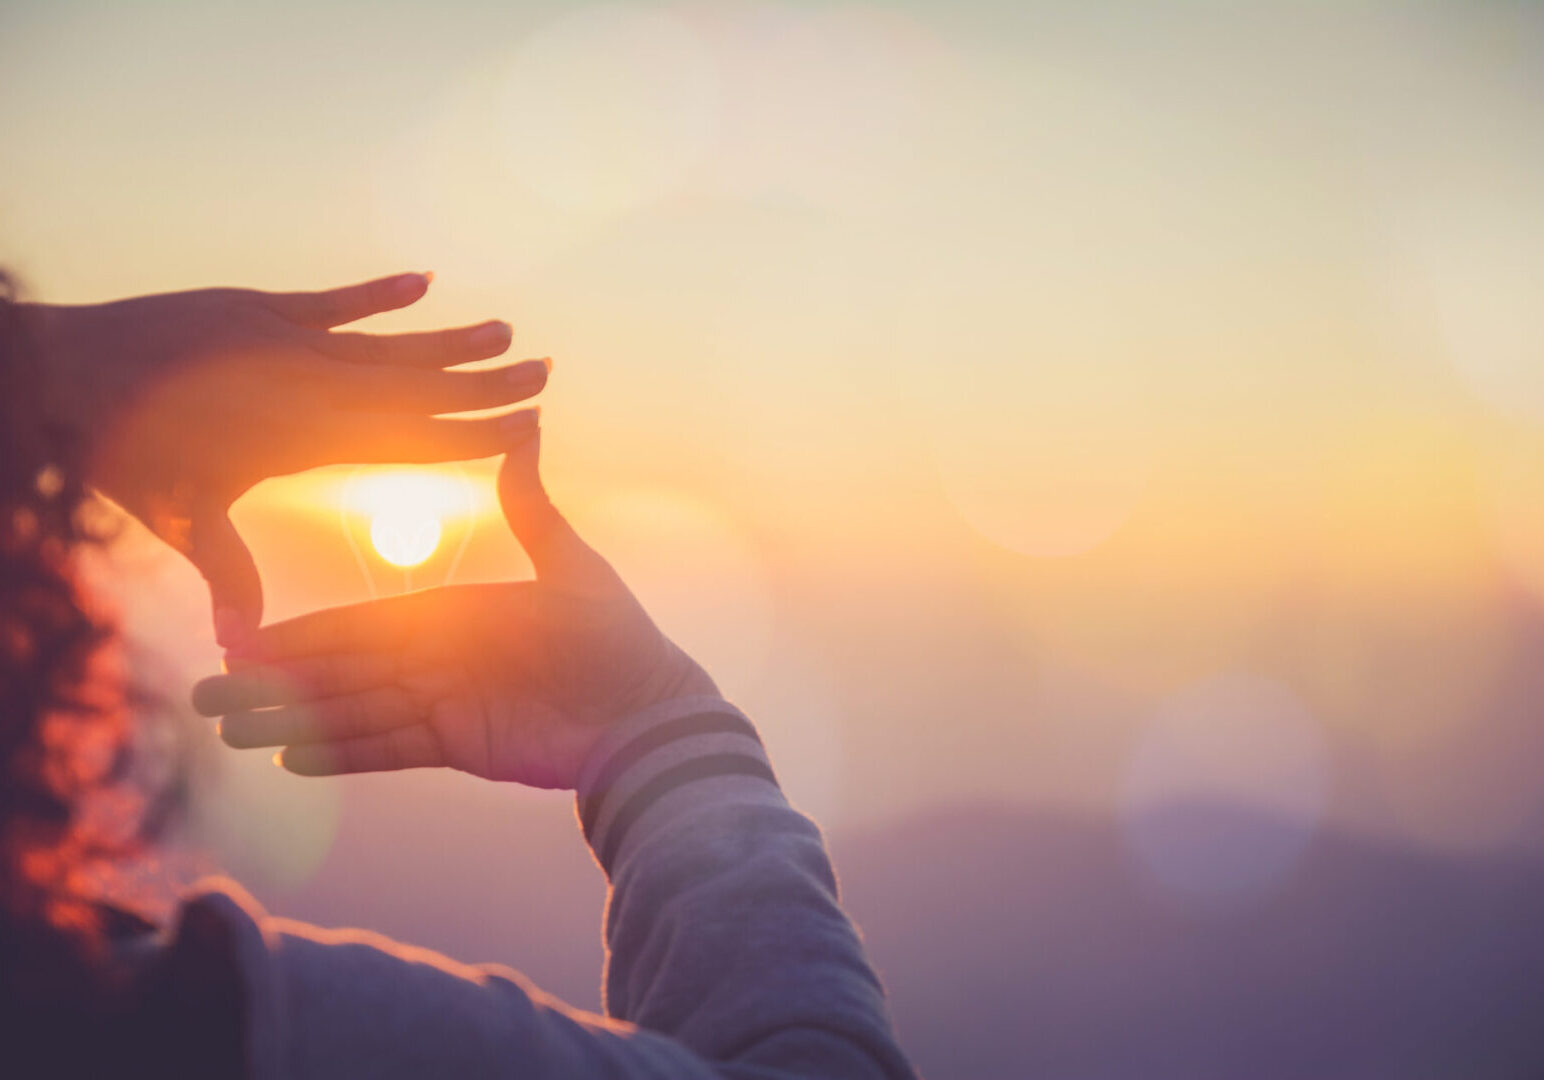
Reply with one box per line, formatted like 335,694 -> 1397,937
575,696 -> 784,876
573,695 -> 917,1080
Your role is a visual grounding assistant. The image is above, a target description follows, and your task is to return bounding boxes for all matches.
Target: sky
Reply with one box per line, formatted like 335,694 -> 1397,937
3,0 -> 1544,923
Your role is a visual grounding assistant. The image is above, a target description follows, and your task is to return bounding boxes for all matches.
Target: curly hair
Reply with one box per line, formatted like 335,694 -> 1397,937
0,273 -> 244,1077
0,270 -> 126,951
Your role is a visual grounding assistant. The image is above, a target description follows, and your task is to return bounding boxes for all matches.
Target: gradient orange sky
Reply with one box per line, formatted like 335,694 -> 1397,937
5,1 -> 1544,904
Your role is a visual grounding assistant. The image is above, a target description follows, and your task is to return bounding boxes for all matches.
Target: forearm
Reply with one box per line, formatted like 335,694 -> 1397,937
575,697 -> 916,1080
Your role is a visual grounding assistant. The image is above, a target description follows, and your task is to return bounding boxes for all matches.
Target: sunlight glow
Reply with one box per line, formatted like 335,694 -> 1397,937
370,513 -> 442,568
16,0 -> 1544,856
341,469 -> 472,569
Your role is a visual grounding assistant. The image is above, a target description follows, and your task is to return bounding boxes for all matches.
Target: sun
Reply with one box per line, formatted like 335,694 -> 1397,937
341,468 -> 470,569
370,511 -> 442,568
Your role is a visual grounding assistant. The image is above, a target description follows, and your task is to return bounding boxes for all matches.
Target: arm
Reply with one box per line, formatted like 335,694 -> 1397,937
191,431 -> 916,1079
579,697 -> 913,1078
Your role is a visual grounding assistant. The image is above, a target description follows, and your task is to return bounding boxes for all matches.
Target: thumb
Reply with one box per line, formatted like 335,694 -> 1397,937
187,505 -> 263,648
497,426 -> 598,582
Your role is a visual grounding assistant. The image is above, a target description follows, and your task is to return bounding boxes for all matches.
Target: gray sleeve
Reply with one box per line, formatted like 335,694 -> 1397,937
186,699 -> 913,1079
574,696 -> 915,1080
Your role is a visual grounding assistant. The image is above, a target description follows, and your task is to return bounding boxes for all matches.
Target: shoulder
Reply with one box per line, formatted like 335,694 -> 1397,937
173,878 -> 622,1080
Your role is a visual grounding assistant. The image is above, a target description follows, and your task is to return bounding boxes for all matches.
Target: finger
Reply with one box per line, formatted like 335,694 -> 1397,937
321,321 -> 516,368
219,686 -> 422,749
265,272 -> 431,330
497,428 -> 610,582
187,507 -> 263,648
191,653 -> 398,716
279,726 -> 444,776
323,407 -> 540,465
230,593 -> 436,663
321,358 -> 549,414
238,583 -> 524,664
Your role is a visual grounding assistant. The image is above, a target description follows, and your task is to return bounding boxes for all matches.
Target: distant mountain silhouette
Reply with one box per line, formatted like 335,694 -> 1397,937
265,785 -> 1544,1079
830,803 -> 1544,1080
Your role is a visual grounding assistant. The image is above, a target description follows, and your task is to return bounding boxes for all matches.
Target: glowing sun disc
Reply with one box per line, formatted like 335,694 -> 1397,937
370,512 -> 442,568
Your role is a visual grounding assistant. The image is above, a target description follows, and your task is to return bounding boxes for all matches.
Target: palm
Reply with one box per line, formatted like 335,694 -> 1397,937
430,686 -> 584,790
400,584 -> 660,788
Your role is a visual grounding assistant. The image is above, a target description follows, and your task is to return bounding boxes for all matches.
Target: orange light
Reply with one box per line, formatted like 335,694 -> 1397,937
341,469 -> 469,569
370,512 -> 442,568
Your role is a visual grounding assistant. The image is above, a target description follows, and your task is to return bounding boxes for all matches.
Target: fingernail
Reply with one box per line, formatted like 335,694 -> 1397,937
395,272 -> 430,298
540,356 -> 553,374
422,271 -> 435,285
472,321 -> 513,353
272,751 -> 286,769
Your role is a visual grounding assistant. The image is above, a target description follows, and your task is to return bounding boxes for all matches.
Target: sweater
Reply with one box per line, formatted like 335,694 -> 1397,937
165,696 -> 917,1079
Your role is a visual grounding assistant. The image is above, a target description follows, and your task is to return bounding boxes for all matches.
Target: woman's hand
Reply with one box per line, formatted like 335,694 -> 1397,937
28,272 -> 548,644
190,431 -> 718,789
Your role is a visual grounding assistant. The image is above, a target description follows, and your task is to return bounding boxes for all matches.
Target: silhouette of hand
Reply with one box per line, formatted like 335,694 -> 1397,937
191,429 -> 718,789
31,273 -> 547,644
